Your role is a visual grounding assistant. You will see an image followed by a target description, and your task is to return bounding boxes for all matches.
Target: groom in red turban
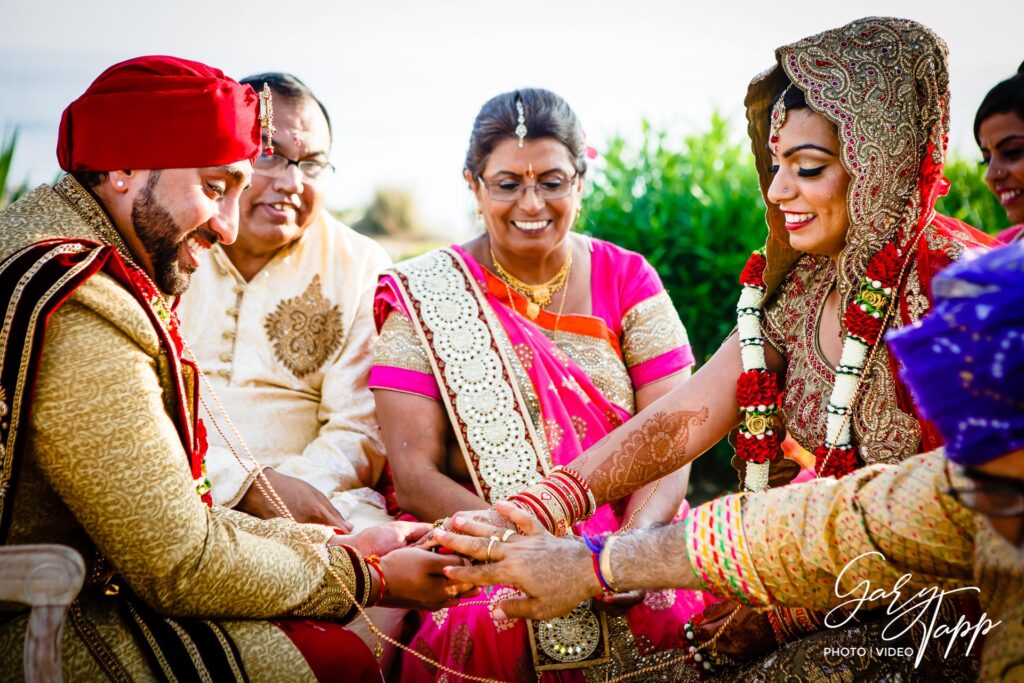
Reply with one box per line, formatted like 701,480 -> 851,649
54,55 -> 262,295
0,56 -> 470,681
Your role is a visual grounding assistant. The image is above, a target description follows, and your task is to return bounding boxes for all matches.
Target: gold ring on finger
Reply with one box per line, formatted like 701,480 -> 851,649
500,529 -> 516,542
486,535 -> 500,562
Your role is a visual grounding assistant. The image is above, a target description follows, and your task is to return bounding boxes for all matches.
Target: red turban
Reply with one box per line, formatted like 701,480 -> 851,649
57,55 -> 261,172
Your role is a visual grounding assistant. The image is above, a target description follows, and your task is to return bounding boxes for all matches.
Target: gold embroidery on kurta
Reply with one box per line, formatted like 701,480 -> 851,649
450,624 -> 474,665
264,275 -> 344,378
642,589 -> 676,611
571,415 -> 588,442
514,343 -> 533,370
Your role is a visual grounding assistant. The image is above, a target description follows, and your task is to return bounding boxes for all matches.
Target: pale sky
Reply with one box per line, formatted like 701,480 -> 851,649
1,0 -> 1020,238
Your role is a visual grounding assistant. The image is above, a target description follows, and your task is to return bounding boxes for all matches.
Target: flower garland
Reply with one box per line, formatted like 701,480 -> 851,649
734,242 -> 901,491
735,248 -> 780,491
125,266 -> 212,504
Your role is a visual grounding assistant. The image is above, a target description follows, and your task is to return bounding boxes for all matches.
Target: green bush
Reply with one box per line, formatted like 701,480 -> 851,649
935,155 -> 1009,235
578,115 -> 766,500
579,116 -> 1007,501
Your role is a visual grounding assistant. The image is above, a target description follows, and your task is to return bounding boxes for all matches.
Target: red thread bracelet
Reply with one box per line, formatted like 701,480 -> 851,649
364,557 -> 387,602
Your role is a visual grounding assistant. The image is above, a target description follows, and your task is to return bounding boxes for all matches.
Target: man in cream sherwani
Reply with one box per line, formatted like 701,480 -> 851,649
179,72 -> 392,533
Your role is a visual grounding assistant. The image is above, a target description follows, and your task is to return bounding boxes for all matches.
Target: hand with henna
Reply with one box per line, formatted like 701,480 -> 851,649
691,600 -> 778,662
442,508 -> 517,533
406,508 -> 517,552
594,589 -> 646,617
330,521 -> 432,557
435,502 -> 600,621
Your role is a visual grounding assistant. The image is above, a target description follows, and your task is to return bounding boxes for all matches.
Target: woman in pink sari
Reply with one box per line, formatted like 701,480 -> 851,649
370,88 -> 710,682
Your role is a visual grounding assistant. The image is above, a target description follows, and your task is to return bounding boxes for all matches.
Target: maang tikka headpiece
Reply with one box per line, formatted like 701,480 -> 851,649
769,84 -> 793,146
258,83 -> 276,156
515,96 -> 527,148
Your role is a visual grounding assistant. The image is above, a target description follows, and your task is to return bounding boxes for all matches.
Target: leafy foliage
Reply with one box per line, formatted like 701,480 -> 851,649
935,155 -> 1009,235
578,116 -> 1007,501
1,127 -> 30,210
578,114 -> 766,366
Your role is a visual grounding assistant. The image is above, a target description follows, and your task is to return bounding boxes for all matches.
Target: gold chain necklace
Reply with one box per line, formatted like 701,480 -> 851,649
489,245 -> 572,320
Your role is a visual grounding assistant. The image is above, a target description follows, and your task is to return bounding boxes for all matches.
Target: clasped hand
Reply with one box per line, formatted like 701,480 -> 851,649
328,521 -> 480,611
431,501 -> 617,621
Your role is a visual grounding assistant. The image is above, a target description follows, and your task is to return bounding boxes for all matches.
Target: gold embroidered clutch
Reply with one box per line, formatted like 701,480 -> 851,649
527,601 -> 610,672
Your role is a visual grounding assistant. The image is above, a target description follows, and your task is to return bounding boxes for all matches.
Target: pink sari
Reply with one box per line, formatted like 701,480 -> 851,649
371,240 -> 709,682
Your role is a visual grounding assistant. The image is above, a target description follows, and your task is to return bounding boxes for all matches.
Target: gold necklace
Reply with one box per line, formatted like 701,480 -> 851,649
489,244 -> 572,320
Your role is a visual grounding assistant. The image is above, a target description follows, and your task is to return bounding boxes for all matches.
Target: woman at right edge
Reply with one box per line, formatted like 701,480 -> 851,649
442,17 -> 995,681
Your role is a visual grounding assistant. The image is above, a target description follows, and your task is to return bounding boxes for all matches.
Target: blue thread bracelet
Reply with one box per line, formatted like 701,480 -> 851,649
584,533 -> 614,596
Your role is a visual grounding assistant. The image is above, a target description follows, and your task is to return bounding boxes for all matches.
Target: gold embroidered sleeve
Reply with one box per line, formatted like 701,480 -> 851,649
211,506 -> 335,545
621,291 -> 689,368
372,310 -> 432,374
30,281 -> 363,621
290,545 -> 372,623
737,451 -> 975,610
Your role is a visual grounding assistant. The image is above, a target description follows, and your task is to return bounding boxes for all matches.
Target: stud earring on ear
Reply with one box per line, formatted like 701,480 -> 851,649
116,181 -> 125,188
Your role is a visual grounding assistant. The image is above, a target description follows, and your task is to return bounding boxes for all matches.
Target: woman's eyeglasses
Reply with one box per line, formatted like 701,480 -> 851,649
477,172 -> 577,202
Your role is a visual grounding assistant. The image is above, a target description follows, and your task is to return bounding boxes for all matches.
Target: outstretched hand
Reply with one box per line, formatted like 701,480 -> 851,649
331,521 -> 432,557
443,507 -> 517,533
410,507 -> 517,552
434,501 -> 599,621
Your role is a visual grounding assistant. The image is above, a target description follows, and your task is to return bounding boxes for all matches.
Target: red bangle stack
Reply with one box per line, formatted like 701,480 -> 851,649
506,466 -> 597,536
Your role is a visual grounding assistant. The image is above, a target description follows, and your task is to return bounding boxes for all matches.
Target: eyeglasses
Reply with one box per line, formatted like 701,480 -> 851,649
254,152 -> 335,180
477,172 -> 578,202
947,468 -> 1024,518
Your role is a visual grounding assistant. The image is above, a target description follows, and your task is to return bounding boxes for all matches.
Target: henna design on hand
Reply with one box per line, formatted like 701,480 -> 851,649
590,408 -> 709,501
